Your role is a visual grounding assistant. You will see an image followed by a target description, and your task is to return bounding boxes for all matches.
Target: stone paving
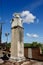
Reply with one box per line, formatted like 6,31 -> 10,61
32,62 -> 43,65
0,59 -> 43,65
21,60 -> 43,65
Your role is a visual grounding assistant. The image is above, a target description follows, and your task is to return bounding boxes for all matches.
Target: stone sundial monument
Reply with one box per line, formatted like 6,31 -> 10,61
10,13 -> 25,61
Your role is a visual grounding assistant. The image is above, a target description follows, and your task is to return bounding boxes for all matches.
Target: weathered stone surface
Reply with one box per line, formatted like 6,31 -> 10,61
0,59 -> 4,64
0,60 -> 43,65
11,14 -> 24,61
21,61 -> 30,65
1,61 -> 14,65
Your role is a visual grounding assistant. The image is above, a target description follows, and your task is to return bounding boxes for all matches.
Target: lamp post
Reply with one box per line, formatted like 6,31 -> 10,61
5,32 -> 9,43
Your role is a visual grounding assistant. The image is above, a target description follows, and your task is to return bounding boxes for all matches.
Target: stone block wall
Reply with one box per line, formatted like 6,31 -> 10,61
24,47 -> 43,61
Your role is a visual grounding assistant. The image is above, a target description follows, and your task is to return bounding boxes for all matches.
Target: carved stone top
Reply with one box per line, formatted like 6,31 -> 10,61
13,13 -> 20,18
11,13 -> 23,28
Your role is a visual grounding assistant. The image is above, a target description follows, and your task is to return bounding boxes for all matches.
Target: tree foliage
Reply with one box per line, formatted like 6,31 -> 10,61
24,42 -> 42,48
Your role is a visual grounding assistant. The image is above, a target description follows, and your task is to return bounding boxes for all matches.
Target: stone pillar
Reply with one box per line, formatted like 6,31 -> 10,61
10,13 -> 25,61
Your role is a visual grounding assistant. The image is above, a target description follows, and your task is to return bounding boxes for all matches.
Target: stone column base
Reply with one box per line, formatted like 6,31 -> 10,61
10,56 -> 25,62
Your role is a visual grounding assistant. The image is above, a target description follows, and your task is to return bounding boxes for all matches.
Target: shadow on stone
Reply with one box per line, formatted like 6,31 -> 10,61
1,53 -> 9,61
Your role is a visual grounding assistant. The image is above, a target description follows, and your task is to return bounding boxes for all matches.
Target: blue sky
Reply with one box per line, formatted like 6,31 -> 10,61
0,0 -> 43,43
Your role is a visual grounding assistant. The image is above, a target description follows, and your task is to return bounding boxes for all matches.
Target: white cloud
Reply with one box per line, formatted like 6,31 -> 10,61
26,33 -> 39,38
26,33 -> 31,37
21,11 -> 36,24
32,34 -> 39,38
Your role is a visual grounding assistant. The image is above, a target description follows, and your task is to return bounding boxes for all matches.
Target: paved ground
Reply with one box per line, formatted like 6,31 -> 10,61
32,62 -> 43,65
0,59 -> 43,65
21,61 -> 43,65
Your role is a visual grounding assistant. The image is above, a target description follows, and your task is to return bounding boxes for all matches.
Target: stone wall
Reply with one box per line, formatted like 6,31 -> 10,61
24,48 -> 28,58
0,50 -> 3,57
32,47 -> 43,61
24,47 -> 43,61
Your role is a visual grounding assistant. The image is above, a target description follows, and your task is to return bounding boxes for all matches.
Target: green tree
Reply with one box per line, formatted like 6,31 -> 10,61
31,42 -> 38,47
